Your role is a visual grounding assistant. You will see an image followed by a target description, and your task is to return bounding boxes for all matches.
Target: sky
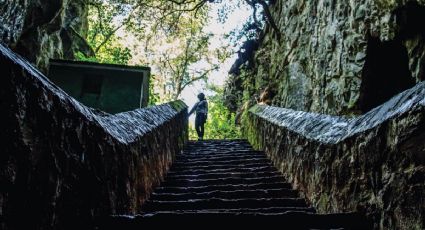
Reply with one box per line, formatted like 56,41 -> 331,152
180,2 -> 252,111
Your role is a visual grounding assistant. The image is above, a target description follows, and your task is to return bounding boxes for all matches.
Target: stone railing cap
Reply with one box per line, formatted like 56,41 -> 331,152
1,43 -> 187,145
250,81 -> 425,144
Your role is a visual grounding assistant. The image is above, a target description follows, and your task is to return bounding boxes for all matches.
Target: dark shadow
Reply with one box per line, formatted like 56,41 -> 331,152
358,0 -> 425,112
393,0 -> 425,40
358,37 -> 415,113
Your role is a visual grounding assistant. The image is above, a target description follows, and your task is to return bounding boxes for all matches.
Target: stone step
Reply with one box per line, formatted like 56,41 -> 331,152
168,165 -> 277,175
173,157 -> 269,166
183,146 -> 253,151
97,212 -> 370,229
176,152 -> 266,161
185,140 -> 251,146
182,149 -> 255,157
160,176 -> 286,187
180,149 -> 261,156
141,197 -> 308,212
183,146 -> 254,152
153,182 -> 293,193
171,162 -> 273,171
187,139 -> 250,143
165,171 -> 281,180
149,188 -> 299,200
141,207 -> 316,215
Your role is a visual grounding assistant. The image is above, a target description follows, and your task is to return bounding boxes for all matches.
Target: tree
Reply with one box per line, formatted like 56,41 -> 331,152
74,0 -> 254,138
77,0 -> 279,104
82,0 -> 219,101
151,18 -> 220,100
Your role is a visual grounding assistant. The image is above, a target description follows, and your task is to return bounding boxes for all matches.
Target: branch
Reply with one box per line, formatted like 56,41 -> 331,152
88,3 -> 103,44
164,53 -> 177,75
142,0 -> 208,13
168,0 -> 197,5
94,4 -> 141,53
172,0 -> 208,13
180,38 -> 193,77
180,66 -> 218,92
246,0 -> 281,39
94,25 -> 121,53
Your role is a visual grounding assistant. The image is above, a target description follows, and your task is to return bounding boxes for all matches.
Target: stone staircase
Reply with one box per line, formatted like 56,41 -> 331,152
97,140 -> 370,229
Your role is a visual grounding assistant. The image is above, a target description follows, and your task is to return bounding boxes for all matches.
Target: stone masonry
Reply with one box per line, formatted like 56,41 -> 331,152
0,43 -> 187,230
245,82 -> 425,229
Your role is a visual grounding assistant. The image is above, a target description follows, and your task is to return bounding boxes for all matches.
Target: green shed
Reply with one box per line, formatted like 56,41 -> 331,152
48,59 -> 150,114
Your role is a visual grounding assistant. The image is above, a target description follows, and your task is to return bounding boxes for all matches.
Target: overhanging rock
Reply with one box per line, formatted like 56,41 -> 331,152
0,43 -> 188,229
246,82 -> 425,230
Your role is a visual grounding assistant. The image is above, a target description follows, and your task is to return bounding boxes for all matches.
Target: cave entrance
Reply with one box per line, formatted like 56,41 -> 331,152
358,37 -> 415,113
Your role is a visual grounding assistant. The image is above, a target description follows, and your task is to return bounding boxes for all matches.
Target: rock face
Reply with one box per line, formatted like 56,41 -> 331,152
245,82 -> 425,229
225,0 -> 425,115
0,0 -> 93,73
0,44 -> 188,229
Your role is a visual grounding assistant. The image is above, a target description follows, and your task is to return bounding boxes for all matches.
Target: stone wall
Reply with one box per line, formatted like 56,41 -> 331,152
225,0 -> 425,115
0,0 -> 93,73
0,44 -> 188,230
245,82 -> 425,229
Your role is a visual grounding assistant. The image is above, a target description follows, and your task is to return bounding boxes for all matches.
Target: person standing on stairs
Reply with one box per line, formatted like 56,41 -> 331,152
188,93 -> 208,140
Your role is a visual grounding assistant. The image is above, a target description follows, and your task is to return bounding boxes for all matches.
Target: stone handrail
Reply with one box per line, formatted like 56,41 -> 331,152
0,43 -> 188,229
246,82 -> 425,230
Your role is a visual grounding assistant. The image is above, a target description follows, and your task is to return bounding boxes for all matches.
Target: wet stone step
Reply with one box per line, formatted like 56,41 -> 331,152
173,157 -> 269,166
185,141 -> 251,146
171,162 -> 273,171
160,176 -> 286,187
186,139 -> 250,143
180,149 -> 261,155
183,145 -> 253,151
178,156 -> 265,161
141,198 -> 308,212
152,182 -> 293,193
176,153 -> 266,161
171,161 -> 272,171
165,171 -> 281,180
149,188 -> 299,200
97,211 -> 370,229
181,151 -> 256,156
168,166 -> 277,175
141,207 -> 316,216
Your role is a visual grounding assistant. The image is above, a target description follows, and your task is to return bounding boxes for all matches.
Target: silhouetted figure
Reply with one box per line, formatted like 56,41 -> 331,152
188,93 -> 208,140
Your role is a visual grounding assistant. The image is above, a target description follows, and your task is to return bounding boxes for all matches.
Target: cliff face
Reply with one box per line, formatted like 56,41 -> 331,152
225,0 -> 425,115
0,0 -> 93,73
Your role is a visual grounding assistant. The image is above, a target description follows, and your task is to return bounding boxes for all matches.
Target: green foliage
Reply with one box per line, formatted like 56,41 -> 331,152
79,0 -> 271,117
107,46 -> 132,65
71,1 -> 134,65
75,46 -> 132,65
143,9 -> 221,101
75,51 -> 98,62
189,87 -> 241,140
148,74 -> 161,105
83,0 -> 225,101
